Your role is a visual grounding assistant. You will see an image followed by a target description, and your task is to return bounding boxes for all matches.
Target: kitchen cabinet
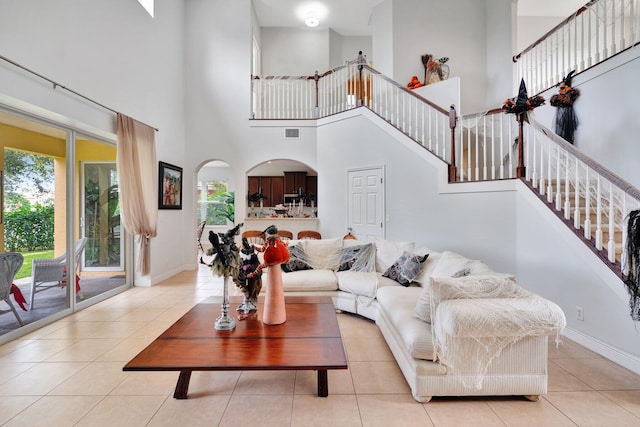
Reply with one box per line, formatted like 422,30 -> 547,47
284,172 -> 307,195
248,176 -> 284,207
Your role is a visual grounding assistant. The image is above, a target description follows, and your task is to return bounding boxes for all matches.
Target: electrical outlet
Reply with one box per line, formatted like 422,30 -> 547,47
576,306 -> 584,321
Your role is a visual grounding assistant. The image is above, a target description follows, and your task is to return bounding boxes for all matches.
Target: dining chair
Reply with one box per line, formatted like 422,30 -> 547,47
0,252 -> 26,326
30,237 -> 87,308
241,230 -> 265,246
297,230 -> 321,240
278,230 -> 293,241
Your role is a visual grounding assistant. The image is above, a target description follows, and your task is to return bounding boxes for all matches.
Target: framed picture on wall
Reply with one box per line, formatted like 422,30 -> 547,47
158,161 -> 183,209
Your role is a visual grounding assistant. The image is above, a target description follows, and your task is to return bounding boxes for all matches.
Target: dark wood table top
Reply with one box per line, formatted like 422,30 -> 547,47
123,295 -> 348,372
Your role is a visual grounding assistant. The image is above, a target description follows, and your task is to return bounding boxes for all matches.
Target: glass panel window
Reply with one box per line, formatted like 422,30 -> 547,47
197,180 -> 234,226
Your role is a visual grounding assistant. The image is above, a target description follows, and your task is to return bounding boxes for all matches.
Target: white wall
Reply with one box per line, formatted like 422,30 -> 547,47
371,0 -> 393,77
316,109 -> 518,272
390,0 -> 489,114
0,0 -> 187,284
261,28 -> 330,75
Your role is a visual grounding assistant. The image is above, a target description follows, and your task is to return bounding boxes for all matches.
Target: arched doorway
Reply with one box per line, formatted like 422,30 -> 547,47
195,160 -> 234,255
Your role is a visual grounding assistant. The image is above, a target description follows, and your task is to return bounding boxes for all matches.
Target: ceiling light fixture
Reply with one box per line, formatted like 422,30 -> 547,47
305,17 -> 319,27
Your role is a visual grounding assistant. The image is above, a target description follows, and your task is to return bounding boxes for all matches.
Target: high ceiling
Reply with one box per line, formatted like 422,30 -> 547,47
252,0 -> 587,36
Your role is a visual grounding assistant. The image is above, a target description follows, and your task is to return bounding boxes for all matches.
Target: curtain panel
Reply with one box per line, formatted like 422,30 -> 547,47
116,114 -> 158,275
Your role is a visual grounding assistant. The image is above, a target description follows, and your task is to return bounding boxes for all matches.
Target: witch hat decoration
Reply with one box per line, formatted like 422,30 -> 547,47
516,78 -> 528,107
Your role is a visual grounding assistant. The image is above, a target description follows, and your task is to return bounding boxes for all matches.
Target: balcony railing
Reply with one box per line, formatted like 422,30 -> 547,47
514,0 -> 640,94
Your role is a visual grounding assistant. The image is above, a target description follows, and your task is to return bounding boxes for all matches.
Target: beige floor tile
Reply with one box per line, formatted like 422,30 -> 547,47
94,337 -> 155,362
553,357 -> 640,390
294,368 -> 355,395
350,361 -> 410,394
424,398 -> 505,426
219,394 -> 293,427
548,337 -> 601,359
0,395 -> 40,425
112,307 -> 169,322
70,308 -> 130,322
109,370 -> 177,396
2,395 -> 102,427
600,390 -> 640,418
343,336 -> 395,362
43,338 -> 122,362
185,371 -> 241,397
545,391 -> 640,426
147,395 -> 231,426
357,394 -> 433,427
0,339 -> 35,358
43,320 -> 146,339
127,320 -> 176,338
547,359 -> 593,391
234,370 -> 296,395
488,397 -> 575,427
291,394 -> 361,427
337,313 -> 380,339
75,395 -> 167,427
0,362 -> 36,384
48,361 -> 128,395
0,339 -> 77,363
0,362 -> 87,395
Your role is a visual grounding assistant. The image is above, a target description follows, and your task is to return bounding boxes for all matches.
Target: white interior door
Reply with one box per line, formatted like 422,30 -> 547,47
347,167 -> 384,241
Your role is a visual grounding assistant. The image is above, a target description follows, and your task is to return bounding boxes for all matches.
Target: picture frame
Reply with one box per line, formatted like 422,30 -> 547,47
158,161 -> 183,210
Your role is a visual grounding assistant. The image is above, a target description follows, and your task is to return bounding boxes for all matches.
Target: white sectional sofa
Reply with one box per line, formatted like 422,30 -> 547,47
256,237 -> 566,403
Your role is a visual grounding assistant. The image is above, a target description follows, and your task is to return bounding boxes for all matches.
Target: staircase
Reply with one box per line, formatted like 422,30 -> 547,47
249,0 -> 640,278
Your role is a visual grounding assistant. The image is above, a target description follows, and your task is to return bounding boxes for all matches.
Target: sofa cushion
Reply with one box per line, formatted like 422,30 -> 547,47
429,251 -> 473,277
382,251 -> 429,286
434,297 -> 566,338
375,240 -> 415,273
414,251 -> 471,323
429,274 -> 520,302
279,269 -> 338,291
376,286 -> 435,361
301,238 -> 342,270
336,270 -> 378,298
412,249 -> 441,284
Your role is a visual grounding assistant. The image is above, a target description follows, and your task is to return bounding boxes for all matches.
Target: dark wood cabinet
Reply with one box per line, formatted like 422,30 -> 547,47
305,175 -> 317,206
284,172 -> 307,195
270,176 -> 284,206
248,176 -> 285,207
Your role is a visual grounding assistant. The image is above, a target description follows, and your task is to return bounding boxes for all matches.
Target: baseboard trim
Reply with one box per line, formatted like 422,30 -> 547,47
562,327 -> 640,375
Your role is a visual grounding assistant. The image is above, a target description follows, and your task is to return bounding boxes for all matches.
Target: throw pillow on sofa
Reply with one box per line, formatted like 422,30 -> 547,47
337,243 -> 376,272
282,244 -> 312,273
382,251 -> 429,286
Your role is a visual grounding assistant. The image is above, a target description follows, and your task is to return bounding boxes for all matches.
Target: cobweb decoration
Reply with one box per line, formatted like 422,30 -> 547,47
429,275 -> 566,389
623,210 -> 640,321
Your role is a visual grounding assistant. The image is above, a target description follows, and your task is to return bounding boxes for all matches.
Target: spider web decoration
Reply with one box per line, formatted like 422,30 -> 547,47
623,209 -> 640,321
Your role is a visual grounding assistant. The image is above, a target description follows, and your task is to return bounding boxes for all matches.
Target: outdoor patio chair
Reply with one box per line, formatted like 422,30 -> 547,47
30,237 -> 87,308
0,252 -> 26,326
196,221 -> 206,252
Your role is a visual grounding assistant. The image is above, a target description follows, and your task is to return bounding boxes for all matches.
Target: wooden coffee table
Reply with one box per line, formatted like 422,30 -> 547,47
123,295 -> 347,399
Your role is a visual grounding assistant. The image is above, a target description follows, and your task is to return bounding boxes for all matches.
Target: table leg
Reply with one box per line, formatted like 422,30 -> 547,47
317,370 -> 328,397
174,370 -> 192,399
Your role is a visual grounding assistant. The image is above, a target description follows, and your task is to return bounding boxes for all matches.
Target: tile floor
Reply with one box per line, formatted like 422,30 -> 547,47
0,264 -> 639,426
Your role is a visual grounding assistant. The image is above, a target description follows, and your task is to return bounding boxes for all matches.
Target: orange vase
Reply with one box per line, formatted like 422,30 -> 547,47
263,263 -> 286,325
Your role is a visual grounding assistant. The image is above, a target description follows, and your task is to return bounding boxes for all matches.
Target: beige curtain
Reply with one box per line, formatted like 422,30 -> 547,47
116,113 -> 158,275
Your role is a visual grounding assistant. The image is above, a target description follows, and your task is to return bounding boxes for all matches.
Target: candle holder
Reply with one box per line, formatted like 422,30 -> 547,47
215,276 -> 236,330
